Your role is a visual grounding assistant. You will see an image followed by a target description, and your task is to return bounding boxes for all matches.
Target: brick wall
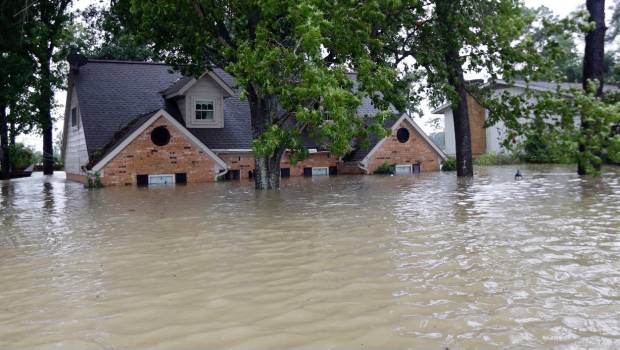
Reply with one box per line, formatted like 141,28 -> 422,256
101,116 -> 221,186
218,152 -> 338,180
65,172 -> 87,184
467,94 -> 487,158
366,119 -> 441,173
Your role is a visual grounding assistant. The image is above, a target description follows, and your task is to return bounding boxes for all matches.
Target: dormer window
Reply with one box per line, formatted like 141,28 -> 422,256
195,100 -> 214,121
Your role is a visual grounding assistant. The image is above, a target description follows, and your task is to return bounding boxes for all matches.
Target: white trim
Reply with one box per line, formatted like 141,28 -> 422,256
360,114 -> 448,168
92,109 -> 228,173
431,103 -> 451,114
211,149 -> 253,153
165,71 -> 235,98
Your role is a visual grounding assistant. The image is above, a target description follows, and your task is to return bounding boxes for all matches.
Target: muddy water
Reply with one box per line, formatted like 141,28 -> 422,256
1,166 -> 619,349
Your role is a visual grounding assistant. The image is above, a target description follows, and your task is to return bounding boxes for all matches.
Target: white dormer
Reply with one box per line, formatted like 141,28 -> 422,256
165,71 -> 235,129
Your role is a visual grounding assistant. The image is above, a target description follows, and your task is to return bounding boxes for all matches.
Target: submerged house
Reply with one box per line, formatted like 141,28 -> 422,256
62,56 -> 446,186
433,80 -> 619,158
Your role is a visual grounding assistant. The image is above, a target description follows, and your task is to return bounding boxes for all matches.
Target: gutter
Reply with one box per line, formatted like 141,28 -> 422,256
215,167 -> 229,181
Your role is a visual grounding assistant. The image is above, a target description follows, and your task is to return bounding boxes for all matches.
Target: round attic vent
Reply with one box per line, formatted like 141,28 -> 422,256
396,127 -> 410,143
151,126 -> 171,146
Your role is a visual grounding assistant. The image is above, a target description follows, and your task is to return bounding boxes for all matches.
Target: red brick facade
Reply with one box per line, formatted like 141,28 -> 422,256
467,94 -> 487,158
366,118 -> 442,173
219,152 -> 338,180
100,116 -> 222,186
70,114 -> 444,186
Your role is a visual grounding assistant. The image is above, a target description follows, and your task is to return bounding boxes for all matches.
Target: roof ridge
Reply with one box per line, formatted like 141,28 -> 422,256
86,58 -> 171,66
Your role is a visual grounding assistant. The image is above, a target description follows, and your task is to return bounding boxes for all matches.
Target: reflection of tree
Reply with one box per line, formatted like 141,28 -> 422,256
454,177 -> 476,225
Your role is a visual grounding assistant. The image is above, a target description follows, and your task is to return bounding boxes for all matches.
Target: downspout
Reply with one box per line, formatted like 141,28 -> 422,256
215,167 -> 228,181
357,160 -> 370,175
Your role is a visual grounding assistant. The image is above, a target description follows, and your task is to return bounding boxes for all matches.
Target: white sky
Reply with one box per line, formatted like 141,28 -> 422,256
18,0 -> 586,151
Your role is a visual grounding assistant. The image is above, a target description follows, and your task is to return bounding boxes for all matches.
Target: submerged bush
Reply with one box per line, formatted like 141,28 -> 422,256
441,157 -> 457,171
374,162 -> 394,175
8,143 -> 36,170
86,171 -> 104,189
475,152 -> 519,166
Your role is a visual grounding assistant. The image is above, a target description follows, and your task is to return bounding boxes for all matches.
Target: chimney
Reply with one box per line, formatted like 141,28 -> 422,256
67,52 -> 87,73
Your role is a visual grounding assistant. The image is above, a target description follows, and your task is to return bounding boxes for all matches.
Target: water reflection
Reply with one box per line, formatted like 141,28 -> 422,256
1,166 -> 619,349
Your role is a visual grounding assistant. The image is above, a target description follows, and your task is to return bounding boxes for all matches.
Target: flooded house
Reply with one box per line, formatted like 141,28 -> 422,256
61,56 -> 446,186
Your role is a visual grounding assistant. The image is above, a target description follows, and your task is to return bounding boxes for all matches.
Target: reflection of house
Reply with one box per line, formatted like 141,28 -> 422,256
62,56 -> 446,186
432,80 -> 619,158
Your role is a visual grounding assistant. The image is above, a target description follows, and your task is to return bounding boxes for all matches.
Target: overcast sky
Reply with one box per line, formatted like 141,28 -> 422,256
19,0 -> 588,150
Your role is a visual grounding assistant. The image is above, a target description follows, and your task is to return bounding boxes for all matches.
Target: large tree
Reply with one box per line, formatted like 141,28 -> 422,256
579,0 -> 607,174
0,1 -> 36,179
129,0 -> 412,189
398,0 -> 548,177
29,0 -> 73,175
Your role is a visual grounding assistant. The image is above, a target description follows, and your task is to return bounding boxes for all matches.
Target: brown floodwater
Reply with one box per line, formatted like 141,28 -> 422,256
1,165 -> 619,349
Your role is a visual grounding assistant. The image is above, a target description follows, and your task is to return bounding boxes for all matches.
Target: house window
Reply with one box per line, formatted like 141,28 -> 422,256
175,173 -> 187,184
148,174 -> 175,185
311,167 -> 329,176
225,170 -> 241,180
280,168 -> 291,178
397,128 -> 410,143
71,107 -> 78,128
195,100 -> 215,120
394,164 -> 413,175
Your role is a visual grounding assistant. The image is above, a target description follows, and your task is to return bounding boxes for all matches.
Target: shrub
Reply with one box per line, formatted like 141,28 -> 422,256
86,171 -> 104,189
441,157 -> 457,171
475,152 -> 519,166
517,130 -> 578,164
374,162 -> 394,175
8,143 -> 36,170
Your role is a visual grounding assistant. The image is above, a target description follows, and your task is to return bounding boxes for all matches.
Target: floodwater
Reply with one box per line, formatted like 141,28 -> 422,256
1,166 -> 619,349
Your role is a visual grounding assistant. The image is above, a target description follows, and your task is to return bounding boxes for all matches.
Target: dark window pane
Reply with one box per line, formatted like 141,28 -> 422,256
280,168 -> 291,178
175,173 -> 187,184
136,174 -> 148,186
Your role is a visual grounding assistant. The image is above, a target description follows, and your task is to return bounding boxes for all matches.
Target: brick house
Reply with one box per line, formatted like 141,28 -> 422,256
61,57 -> 446,186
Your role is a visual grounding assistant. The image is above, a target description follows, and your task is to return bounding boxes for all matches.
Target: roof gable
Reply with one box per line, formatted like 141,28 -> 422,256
163,71 -> 235,98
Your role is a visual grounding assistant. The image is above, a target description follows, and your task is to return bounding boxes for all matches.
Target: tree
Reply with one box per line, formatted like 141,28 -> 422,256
399,0 -> 552,177
28,0 -> 73,175
130,0 -> 412,189
579,0 -> 607,174
79,0 -> 157,61
0,1 -> 36,179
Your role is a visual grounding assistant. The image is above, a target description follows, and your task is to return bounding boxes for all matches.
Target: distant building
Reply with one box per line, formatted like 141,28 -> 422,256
432,80 -> 619,158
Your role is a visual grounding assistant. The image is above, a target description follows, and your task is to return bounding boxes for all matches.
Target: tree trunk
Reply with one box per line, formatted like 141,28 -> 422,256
40,54 -> 54,175
248,89 -> 285,190
579,0 -> 606,175
1,105 -> 10,180
445,47 -> 474,177
9,118 -> 16,146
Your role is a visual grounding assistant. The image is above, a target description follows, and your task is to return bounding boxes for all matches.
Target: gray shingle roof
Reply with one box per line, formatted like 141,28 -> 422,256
74,59 -> 384,160
75,60 -> 182,154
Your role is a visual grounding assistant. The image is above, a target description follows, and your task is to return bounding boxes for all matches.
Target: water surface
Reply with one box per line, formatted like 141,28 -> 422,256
1,166 -> 620,349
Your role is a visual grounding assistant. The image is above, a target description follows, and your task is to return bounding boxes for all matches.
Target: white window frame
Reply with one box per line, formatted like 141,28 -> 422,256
194,99 -> 215,121
394,164 -> 413,175
311,167 -> 330,176
148,174 -> 175,186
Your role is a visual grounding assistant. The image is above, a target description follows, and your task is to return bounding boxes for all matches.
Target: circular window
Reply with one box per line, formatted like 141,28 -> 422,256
151,126 -> 171,146
396,128 -> 410,143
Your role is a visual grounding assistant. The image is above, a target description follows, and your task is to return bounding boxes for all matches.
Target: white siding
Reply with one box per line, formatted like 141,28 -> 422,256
444,110 -> 456,156
64,87 -> 89,176
183,77 -> 225,128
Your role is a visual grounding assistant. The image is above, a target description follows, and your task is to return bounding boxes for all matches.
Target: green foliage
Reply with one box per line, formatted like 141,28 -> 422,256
86,171 -> 104,189
518,130 -> 578,164
374,162 -> 394,175
441,157 -> 457,171
474,152 -> 519,166
8,144 -> 36,170
129,0 -> 413,169
608,135 -> 620,164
